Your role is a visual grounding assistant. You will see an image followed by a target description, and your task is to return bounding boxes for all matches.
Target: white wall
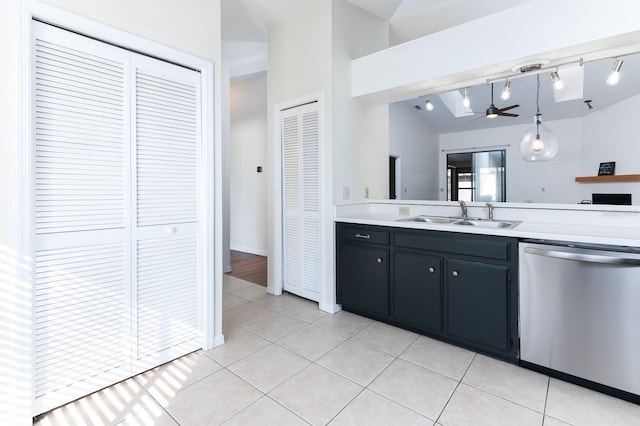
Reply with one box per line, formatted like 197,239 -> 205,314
1,1 -> 222,423
331,0 -> 389,202
389,103 -> 440,200
266,0 -> 332,304
440,119 -> 583,204
439,96 -> 640,204
230,72 -> 268,256
578,94 -> 640,202
266,0 -> 388,311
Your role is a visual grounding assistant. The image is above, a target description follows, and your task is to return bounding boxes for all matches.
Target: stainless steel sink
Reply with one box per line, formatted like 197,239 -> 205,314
397,216 -> 520,229
453,219 -> 520,229
397,215 -> 460,224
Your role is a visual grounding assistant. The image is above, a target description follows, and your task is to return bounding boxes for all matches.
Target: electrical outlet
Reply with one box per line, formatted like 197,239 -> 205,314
342,186 -> 350,200
399,206 -> 410,215
365,187 -> 369,198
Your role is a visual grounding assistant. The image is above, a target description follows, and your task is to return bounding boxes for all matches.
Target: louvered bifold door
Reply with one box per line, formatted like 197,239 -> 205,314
32,22 -> 131,414
282,102 -> 320,302
131,54 -> 202,371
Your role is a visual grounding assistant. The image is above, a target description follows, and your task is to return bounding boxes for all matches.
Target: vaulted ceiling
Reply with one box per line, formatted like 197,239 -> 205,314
222,0 -> 532,46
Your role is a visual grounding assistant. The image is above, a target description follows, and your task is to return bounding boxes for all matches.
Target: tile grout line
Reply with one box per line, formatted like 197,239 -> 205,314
434,352 -> 478,425
134,374 -> 182,426
541,376 -> 551,425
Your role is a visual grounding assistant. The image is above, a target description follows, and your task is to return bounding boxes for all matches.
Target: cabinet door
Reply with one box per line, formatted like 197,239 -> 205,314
446,259 -> 510,351
393,251 -> 442,332
338,244 -> 389,318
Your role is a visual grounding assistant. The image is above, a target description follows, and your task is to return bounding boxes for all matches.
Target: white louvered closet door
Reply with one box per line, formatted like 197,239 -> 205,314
32,22 -> 131,414
32,22 -> 205,416
282,102 -> 320,301
131,54 -> 202,370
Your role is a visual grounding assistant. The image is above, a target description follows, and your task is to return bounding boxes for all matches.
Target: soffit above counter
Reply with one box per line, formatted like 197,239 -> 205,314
351,0 -> 640,104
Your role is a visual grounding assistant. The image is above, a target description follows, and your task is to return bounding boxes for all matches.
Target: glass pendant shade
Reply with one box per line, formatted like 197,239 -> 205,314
519,114 -> 559,161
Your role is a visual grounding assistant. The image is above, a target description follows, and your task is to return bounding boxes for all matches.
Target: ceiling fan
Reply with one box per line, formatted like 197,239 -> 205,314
483,83 -> 520,118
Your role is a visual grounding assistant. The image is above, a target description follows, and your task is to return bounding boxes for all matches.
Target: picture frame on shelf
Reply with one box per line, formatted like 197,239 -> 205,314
597,162 -> 616,176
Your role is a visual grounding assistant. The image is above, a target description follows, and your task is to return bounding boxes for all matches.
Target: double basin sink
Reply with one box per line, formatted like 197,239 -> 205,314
397,215 -> 520,229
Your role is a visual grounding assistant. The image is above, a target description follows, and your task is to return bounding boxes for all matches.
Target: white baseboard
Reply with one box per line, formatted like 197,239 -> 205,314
230,245 -> 268,257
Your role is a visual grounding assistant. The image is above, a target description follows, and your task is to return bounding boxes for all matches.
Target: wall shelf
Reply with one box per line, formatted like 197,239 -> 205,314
575,174 -> 640,183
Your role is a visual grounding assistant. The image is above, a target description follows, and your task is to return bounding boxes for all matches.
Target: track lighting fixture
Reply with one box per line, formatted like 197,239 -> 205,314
606,59 -> 623,86
550,71 -> 564,90
500,80 -> 511,100
462,88 -> 470,108
425,98 -> 434,111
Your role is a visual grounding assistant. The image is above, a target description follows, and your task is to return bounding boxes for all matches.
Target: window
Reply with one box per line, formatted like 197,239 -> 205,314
447,150 -> 506,202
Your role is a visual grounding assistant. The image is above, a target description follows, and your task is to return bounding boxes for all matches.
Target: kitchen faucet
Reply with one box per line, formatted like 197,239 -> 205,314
459,200 -> 467,218
487,203 -> 494,221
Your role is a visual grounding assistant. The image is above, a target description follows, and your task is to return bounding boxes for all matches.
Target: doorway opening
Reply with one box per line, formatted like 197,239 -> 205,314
389,156 -> 401,200
447,150 -> 506,202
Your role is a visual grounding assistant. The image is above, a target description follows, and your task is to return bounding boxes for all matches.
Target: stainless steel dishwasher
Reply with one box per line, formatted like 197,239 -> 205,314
519,240 -> 640,401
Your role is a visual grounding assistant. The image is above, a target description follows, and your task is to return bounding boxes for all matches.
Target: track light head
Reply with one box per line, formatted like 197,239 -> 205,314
606,59 -> 623,86
462,88 -> 470,108
550,71 -> 564,90
500,80 -> 511,101
425,98 -> 434,111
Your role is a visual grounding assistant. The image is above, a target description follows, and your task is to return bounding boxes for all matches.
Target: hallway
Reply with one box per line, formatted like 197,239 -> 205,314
227,250 -> 267,287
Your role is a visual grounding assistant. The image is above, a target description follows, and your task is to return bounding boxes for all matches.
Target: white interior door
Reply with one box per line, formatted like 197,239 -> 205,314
281,102 -> 320,301
32,22 -> 132,414
131,54 -> 202,370
32,21 -> 204,415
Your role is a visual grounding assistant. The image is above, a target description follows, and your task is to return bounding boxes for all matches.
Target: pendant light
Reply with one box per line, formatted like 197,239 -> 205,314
519,74 -> 559,161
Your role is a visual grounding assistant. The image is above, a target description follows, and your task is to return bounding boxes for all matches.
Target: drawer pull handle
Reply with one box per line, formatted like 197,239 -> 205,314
355,233 -> 371,239
377,258 -> 383,264
428,267 -> 435,273
452,270 -> 459,277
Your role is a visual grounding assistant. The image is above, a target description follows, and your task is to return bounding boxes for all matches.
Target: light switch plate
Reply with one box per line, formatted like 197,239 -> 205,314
342,186 -> 350,200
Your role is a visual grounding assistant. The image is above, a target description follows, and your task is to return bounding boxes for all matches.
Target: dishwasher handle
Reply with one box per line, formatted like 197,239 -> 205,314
524,246 -> 640,266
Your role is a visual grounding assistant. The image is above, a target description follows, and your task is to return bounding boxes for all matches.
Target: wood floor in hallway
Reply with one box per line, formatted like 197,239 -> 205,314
226,250 -> 267,287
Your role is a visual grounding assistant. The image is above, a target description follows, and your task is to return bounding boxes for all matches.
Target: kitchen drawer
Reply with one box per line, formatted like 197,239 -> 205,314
394,230 -> 513,261
338,224 -> 389,245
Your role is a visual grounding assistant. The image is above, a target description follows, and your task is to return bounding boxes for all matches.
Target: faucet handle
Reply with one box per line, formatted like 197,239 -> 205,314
486,203 -> 494,221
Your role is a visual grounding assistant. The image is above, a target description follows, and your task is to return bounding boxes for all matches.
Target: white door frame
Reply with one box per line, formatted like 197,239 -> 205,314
270,92 -> 338,313
16,0 -> 221,418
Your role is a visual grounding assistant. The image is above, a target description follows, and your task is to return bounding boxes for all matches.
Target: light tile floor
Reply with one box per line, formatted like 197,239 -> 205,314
35,275 -> 640,426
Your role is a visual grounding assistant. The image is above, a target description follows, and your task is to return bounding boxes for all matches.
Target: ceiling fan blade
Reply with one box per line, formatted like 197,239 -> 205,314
498,104 -> 520,112
498,112 -> 519,117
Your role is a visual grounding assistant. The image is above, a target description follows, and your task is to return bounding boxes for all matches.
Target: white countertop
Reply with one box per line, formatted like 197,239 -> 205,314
335,203 -> 640,247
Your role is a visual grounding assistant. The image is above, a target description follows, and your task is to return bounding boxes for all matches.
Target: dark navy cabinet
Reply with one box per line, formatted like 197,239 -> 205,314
393,251 -> 443,333
336,225 -> 390,318
336,222 -> 519,361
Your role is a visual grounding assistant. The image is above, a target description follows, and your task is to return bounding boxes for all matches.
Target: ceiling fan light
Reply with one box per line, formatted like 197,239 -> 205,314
462,88 -> 470,108
606,59 -> 623,86
550,71 -> 564,90
425,98 -> 434,111
500,80 -> 511,100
